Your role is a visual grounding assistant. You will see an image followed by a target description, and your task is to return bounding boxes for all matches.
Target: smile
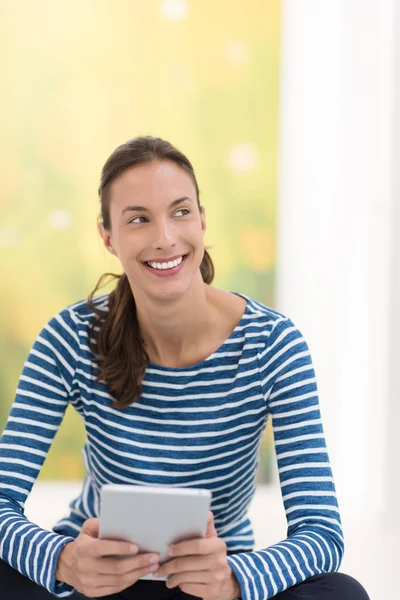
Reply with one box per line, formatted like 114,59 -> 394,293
146,256 -> 184,270
142,254 -> 189,277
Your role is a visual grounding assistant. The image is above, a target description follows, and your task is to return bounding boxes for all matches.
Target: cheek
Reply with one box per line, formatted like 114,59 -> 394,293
186,222 -> 205,241
109,237 -> 133,265
117,230 -> 139,253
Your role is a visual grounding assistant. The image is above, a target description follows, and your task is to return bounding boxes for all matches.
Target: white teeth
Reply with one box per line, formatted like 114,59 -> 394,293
147,256 -> 184,270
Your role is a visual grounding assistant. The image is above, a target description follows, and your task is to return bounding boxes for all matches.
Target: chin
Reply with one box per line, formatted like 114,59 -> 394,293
131,278 -> 187,301
152,284 -> 190,301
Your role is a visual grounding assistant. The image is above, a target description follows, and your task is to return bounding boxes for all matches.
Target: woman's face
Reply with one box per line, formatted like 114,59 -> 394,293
100,159 -> 206,302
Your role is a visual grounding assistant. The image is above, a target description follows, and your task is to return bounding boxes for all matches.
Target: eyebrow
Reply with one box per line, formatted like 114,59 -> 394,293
121,197 -> 193,215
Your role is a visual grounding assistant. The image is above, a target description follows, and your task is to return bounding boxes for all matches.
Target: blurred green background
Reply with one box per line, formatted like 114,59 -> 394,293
0,0 -> 280,480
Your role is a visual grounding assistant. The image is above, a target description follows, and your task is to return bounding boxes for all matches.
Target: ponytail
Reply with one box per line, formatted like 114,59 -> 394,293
88,249 -> 214,409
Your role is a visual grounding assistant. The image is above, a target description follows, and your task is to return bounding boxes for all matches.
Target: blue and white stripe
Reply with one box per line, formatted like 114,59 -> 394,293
0,292 -> 344,598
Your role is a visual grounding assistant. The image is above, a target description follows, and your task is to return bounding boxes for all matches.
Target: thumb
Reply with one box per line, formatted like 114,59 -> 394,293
81,518 -> 100,538
205,511 -> 218,538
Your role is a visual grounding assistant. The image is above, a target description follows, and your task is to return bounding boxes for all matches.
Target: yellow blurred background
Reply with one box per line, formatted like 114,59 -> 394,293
0,0 -> 280,479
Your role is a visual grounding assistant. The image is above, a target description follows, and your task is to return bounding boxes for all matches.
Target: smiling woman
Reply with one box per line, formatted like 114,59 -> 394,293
0,137 -> 370,600
89,136 -> 219,406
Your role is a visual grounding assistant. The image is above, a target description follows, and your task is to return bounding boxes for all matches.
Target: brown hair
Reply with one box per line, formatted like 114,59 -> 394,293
88,136 -> 215,409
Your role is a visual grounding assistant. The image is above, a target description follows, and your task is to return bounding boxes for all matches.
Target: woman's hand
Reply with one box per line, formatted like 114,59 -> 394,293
55,518 -> 160,598
154,511 -> 241,600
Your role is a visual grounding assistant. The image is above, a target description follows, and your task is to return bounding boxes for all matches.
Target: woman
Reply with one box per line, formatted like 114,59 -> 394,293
0,136 -> 370,599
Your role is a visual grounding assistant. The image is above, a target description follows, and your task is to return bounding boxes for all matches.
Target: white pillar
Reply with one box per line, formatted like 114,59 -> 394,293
384,0 -> 400,524
275,0 -> 394,517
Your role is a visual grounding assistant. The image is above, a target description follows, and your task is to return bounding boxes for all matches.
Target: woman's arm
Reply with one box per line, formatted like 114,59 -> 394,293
0,308 -> 81,598
227,317 -> 344,600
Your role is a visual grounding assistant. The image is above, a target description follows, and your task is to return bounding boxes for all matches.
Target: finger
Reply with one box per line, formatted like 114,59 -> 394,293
77,565 -> 160,598
168,511 -> 216,557
155,554 -> 216,578
168,536 -> 223,558
81,518 -> 100,538
205,511 -> 218,538
98,553 -> 160,576
94,540 -> 139,558
83,562 -> 160,597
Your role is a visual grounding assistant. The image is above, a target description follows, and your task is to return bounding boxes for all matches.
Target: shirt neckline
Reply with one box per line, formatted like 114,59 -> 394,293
147,291 -> 251,372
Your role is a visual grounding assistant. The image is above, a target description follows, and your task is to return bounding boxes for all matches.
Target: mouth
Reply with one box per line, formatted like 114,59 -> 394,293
141,254 -> 189,278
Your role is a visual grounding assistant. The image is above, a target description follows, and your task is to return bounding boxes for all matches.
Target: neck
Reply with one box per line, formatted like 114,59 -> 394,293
133,280 -> 217,367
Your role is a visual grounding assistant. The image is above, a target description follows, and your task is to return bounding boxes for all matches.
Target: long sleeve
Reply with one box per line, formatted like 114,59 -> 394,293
227,317 -> 344,600
0,308 -> 81,598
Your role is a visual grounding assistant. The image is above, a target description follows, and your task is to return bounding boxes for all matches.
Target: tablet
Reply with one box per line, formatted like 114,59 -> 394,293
99,484 -> 212,581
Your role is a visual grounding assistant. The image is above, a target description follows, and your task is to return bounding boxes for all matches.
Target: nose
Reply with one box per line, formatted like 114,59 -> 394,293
152,217 -> 178,250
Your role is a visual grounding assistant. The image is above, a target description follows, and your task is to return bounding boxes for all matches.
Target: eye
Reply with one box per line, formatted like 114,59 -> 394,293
128,216 -> 148,224
127,209 -> 189,224
174,208 -> 190,217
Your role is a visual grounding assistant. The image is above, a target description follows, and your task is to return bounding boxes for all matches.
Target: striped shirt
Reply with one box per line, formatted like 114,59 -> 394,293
0,292 -> 344,599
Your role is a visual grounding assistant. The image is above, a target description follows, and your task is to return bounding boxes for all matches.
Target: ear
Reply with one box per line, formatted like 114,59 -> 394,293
200,205 -> 206,235
98,222 -> 116,255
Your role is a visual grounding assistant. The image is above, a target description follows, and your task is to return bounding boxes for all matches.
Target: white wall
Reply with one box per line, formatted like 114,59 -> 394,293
384,0 -> 400,524
275,0 -> 395,518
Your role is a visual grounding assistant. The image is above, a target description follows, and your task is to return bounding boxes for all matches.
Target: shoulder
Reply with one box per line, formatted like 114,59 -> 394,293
64,293 -> 110,323
237,292 -> 292,331
237,294 -> 315,380
233,292 -> 307,353
40,294 -> 110,343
